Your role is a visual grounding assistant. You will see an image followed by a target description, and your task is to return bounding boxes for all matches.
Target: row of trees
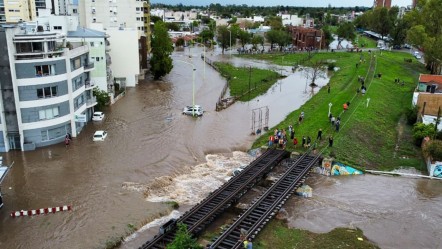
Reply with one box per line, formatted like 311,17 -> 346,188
354,0 -> 442,74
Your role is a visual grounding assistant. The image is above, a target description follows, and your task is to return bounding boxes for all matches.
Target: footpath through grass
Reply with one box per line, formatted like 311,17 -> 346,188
254,219 -> 379,249
239,50 -> 427,171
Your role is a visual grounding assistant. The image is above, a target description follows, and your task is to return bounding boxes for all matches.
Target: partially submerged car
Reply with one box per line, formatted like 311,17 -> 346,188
93,130 -> 108,141
92,111 -> 105,121
183,105 -> 203,116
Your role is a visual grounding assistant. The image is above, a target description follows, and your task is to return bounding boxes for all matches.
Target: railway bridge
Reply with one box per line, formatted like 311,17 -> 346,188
139,149 -> 321,249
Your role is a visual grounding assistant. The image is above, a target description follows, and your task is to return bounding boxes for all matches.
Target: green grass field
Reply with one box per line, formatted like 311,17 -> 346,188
214,62 -> 280,102
254,219 -> 379,249
238,50 -> 427,171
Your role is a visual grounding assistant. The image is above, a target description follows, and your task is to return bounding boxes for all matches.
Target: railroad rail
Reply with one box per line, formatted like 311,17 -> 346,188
208,152 -> 321,248
139,149 -> 290,249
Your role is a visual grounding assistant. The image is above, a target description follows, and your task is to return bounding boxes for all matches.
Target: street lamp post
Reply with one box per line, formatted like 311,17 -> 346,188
328,102 -> 332,117
176,59 -> 196,116
228,30 -> 232,57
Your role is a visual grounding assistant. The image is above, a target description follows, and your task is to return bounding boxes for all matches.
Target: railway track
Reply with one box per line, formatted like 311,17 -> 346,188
208,152 -> 321,249
139,149 -> 290,249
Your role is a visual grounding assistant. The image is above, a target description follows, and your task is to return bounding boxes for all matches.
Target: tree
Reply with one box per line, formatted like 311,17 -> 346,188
406,0 -> 442,73
336,22 -> 355,41
166,22 -> 180,31
321,26 -> 334,48
413,122 -> 436,145
304,60 -> 326,88
93,87 -> 110,111
175,37 -> 185,47
198,29 -> 214,44
251,35 -> 264,50
265,29 -> 281,49
151,16 -> 162,24
167,223 -> 202,249
237,29 -> 251,49
150,22 -> 173,80
390,18 -> 410,46
265,16 -> 283,30
216,25 -> 231,54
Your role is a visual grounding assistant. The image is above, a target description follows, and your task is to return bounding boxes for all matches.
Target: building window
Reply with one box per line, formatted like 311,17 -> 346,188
41,126 -> 66,141
136,7 -> 140,11
37,86 -> 57,98
96,57 -> 100,62
92,18 -> 96,23
73,77 -> 83,91
53,26 -> 62,30
136,17 -> 140,21
75,95 -> 84,109
38,107 -> 60,120
73,9 -> 77,14
35,65 -> 54,76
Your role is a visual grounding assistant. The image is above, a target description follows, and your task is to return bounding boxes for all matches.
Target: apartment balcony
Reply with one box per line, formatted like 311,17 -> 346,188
105,46 -> 111,52
84,62 -> 95,72
85,80 -> 95,90
86,96 -> 97,108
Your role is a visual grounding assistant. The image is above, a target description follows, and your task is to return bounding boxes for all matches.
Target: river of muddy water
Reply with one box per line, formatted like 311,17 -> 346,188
0,48 -> 439,249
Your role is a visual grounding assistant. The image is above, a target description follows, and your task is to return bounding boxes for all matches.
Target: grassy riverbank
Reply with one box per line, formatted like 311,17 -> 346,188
254,219 -> 379,249
238,50 -> 427,171
214,62 -> 280,101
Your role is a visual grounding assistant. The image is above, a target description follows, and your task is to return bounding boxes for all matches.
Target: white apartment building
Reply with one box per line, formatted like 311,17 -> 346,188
0,22 -> 96,151
78,0 -> 145,31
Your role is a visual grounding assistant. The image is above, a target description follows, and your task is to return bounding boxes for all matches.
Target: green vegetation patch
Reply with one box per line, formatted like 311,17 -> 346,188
254,219 -> 379,249
245,51 -> 426,170
214,62 -> 280,102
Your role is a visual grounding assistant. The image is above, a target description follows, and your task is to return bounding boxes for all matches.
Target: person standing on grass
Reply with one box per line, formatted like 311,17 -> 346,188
317,129 -> 322,140
336,119 -> 341,132
247,238 -> 253,249
293,137 -> 298,148
302,136 -> 306,148
329,136 -> 333,147
331,116 -> 336,126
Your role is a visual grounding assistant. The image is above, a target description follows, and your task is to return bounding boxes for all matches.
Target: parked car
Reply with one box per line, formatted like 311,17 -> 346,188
404,43 -> 412,49
92,111 -> 105,121
415,54 -> 422,59
93,130 -> 107,141
182,105 -> 203,116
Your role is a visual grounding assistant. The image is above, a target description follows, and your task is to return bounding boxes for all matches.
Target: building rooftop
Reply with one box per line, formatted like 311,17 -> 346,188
68,27 -> 106,38
419,74 -> 442,85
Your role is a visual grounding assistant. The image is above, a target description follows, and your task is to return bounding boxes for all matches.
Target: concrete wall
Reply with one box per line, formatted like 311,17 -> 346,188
107,28 -> 140,87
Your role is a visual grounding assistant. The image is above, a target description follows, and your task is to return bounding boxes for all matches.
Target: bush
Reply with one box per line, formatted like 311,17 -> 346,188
412,122 -> 436,145
405,106 -> 419,125
167,223 -> 202,249
327,62 -> 336,71
424,140 -> 442,161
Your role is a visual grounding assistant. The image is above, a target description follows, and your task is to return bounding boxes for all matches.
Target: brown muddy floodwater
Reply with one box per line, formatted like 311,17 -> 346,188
1,48 -> 440,249
0,48 -> 326,249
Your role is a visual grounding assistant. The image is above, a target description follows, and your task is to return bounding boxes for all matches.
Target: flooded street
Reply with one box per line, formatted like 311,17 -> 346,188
0,48 -> 321,249
0,47 -> 440,249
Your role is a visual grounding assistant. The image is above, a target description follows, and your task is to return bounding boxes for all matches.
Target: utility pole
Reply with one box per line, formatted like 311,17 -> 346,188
249,66 -> 252,98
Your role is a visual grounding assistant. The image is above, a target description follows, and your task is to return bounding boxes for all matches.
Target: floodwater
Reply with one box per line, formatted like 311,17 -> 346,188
287,171 -> 442,249
0,47 -> 324,249
1,47 -> 440,249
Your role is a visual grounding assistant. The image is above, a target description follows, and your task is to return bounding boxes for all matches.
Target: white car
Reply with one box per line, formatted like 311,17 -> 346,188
92,111 -> 105,121
93,130 -> 107,141
415,53 -> 422,59
182,105 -> 203,116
